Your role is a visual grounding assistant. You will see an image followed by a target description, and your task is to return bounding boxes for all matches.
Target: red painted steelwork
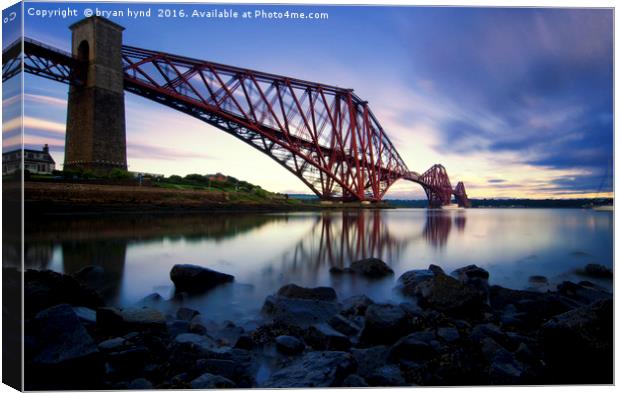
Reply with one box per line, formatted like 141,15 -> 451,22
453,181 -> 471,207
415,164 -> 453,208
4,38 -> 472,206
120,45 -> 410,201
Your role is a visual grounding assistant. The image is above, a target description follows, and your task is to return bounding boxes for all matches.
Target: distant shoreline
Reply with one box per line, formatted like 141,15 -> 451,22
12,181 -> 613,216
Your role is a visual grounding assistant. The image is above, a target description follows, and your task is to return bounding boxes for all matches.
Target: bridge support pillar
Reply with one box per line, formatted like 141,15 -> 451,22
64,16 -> 127,173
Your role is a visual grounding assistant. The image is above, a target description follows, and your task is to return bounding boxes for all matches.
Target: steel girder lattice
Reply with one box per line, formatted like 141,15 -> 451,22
4,38 -> 472,206
417,164 -> 453,208
2,38 -> 83,85
120,45 -> 410,201
453,181 -> 471,207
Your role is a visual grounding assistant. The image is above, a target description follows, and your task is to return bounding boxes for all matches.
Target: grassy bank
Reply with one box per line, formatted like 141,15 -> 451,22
22,182 -> 391,215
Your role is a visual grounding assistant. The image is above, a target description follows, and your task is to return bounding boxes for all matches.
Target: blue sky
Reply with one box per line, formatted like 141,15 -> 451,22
7,3 -> 614,198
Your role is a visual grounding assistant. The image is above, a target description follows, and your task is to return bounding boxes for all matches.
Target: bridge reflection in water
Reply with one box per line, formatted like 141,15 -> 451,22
277,210 -> 465,280
23,210 -> 465,306
288,212 -> 406,272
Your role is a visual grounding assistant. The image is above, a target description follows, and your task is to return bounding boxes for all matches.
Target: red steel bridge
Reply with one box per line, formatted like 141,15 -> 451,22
3,34 -> 470,208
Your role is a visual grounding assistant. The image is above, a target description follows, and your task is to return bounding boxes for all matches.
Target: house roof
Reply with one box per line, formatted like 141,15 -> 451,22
3,148 -> 56,164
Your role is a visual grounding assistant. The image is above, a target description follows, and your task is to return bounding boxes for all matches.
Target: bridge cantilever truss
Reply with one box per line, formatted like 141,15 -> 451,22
2,37 -> 471,207
120,45 -> 412,201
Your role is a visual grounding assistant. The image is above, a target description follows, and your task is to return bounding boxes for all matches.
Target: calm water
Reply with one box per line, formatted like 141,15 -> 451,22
24,209 -> 613,322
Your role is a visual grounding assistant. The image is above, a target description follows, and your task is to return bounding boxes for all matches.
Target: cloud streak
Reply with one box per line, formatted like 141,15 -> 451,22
127,141 -> 214,161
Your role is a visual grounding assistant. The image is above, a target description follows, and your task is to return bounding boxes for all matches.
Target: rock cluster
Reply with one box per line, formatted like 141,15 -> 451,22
22,262 -> 613,389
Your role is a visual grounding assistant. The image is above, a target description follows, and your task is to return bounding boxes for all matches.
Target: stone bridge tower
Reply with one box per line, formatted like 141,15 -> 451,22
64,17 -> 127,172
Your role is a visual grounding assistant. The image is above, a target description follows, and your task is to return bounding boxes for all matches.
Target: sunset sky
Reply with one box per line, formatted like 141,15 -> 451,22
4,3 -> 613,199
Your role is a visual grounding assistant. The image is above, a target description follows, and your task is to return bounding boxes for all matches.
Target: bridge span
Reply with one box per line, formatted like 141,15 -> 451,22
2,16 -> 470,208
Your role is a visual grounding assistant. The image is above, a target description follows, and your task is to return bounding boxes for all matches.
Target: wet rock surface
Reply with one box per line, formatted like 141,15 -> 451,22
541,298 -> 613,383
451,264 -> 489,282
24,263 -> 613,389
274,335 -> 305,355
359,303 -> 412,345
261,351 -> 356,387
578,263 -> 613,279
261,284 -> 341,327
406,270 -> 488,317
396,269 -> 435,297
25,269 -> 104,317
341,294 -> 374,316
25,304 -> 103,389
348,257 -> 394,278
170,264 -> 234,293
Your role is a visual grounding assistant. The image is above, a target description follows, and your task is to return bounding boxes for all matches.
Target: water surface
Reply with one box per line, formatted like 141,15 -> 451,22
24,208 -> 613,321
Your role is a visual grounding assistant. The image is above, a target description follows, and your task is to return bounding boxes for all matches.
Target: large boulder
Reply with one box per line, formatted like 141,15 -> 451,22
277,284 -> 337,301
359,304 -> 412,345
412,273 -> 487,317
262,295 -> 340,327
170,333 -> 231,369
25,304 -> 103,389
451,265 -> 489,282
261,351 -> 356,387
170,264 -> 234,293
275,335 -> 305,355
541,298 -> 612,383
24,269 -> 104,317
348,258 -> 394,278
395,269 -> 435,297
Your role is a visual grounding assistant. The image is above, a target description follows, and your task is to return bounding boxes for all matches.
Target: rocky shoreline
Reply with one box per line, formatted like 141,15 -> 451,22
18,259 -> 613,389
